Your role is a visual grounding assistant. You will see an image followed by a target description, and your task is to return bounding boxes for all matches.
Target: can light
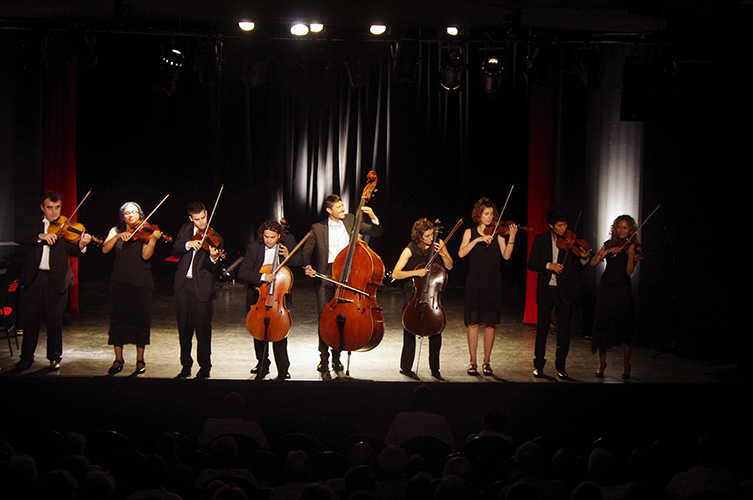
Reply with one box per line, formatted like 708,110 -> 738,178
238,21 -> 255,32
370,25 -> 387,35
310,23 -> 324,33
291,23 -> 309,36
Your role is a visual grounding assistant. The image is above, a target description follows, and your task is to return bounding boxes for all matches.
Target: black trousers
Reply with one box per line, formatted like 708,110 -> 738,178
175,279 -> 213,370
20,270 -> 67,363
254,337 -> 290,375
315,263 -> 341,363
534,285 -> 573,372
400,330 -> 441,373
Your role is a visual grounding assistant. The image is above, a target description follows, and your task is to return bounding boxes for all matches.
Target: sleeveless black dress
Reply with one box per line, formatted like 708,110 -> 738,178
591,245 -> 635,352
464,229 -> 503,326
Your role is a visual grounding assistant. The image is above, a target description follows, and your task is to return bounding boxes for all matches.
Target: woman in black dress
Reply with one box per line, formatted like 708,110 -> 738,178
101,202 -> 162,375
458,198 -> 517,376
590,215 -> 641,379
392,218 -> 454,379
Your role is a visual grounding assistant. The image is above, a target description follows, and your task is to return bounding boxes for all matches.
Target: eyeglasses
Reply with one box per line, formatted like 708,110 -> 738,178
123,211 -> 139,216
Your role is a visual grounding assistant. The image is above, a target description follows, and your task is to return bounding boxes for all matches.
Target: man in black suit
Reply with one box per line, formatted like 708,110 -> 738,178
527,208 -> 588,379
172,201 -> 224,379
17,190 -> 92,371
237,219 -> 302,380
302,194 -> 383,372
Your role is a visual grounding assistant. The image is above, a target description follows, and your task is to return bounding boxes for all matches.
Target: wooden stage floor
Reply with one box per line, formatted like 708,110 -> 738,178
1,276 -> 748,455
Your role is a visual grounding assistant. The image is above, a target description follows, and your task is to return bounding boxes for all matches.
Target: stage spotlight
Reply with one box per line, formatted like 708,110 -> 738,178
291,23 -> 309,36
310,23 -> 324,33
155,46 -> 185,96
446,26 -> 459,36
370,24 -> 387,35
480,55 -> 504,94
238,21 -> 255,32
439,50 -> 464,91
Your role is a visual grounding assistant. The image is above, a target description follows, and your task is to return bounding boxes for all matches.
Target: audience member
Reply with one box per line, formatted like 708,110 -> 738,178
198,392 -> 268,450
127,454 -> 182,500
665,436 -> 742,500
384,385 -> 457,451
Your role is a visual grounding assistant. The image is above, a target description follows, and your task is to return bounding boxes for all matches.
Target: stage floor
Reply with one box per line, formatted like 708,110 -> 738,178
0,276 -> 734,384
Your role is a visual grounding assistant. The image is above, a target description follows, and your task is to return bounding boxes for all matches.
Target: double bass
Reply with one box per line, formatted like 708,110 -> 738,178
319,171 -> 385,359
402,219 -> 462,338
246,221 -> 312,344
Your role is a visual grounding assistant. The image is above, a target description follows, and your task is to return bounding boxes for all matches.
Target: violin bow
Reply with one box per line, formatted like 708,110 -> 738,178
273,231 -> 313,275
426,218 -> 463,268
56,188 -> 93,233
199,184 -> 224,248
616,204 -> 661,253
131,192 -> 171,234
488,184 -> 514,246
560,210 -> 583,270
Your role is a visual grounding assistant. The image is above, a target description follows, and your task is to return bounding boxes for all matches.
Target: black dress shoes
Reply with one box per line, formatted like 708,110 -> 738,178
49,359 -> 61,371
196,367 -> 211,379
274,372 -> 291,381
175,368 -> 191,379
108,359 -> 124,375
557,371 -> 569,380
15,359 -> 33,371
533,368 -> 544,378
250,364 -> 260,374
316,362 -> 328,373
400,369 -> 419,379
332,360 -> 344,371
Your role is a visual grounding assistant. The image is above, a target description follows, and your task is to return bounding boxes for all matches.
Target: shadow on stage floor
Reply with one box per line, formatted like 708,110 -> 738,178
1,276 -> 750,457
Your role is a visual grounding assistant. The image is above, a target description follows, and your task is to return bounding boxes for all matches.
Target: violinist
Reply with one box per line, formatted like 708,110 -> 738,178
590,215 -> 641,379
527,208 -> 588,380
302,194 -> 383,373
101,202 -> 163,375
237,219 -> 301,380
458,198 -> 518,377
391,218 -> 453,379
16,191 -> 92,372
172,202 -> 224,379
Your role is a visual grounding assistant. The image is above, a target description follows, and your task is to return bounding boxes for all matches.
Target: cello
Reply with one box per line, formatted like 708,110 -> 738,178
245,221 -> 312,344
402,218 -> 462,338
318,171 -> 385,366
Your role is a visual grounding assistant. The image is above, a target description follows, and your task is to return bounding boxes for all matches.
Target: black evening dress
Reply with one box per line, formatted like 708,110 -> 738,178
591,247 -> 634,353
464,230 -> 503,326
107,238 -> 154,346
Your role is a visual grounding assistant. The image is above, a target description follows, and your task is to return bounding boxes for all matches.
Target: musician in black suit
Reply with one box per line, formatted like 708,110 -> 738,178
302,194 -> 383,372
237,219 -> 301,380
172,201 -> 224,379
16,191 -> 92,371
527,208 -> 588,379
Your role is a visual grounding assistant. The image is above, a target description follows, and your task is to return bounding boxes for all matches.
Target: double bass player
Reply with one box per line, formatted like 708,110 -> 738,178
302,194 -> 383,373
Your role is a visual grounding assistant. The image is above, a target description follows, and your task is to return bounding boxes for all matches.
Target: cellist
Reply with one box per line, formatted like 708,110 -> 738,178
391,218 -> 453,379
237,219 -> 301,380
302,194 -> 383,373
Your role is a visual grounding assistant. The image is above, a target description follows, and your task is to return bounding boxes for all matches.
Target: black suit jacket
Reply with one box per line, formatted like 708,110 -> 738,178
171,223 -> 224,303
527,230 -> 585,305
21,221 -> 83,294
301,213 -> 383,272
237,234 -> 301,309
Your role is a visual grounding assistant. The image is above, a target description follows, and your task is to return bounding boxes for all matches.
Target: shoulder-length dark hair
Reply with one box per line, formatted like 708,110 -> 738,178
471,198 -> 498,225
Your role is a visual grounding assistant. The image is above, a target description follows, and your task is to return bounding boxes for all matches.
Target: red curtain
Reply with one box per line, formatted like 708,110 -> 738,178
523,80 -> 555,324
42,33 -> 81,314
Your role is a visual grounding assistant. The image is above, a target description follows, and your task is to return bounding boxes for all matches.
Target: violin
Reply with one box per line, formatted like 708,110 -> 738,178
609,236 -> 643,260
319,171 -> 385,365
48,215 -> 104,246
483,221 -> 532,237
127,220 -> 173,243
402,219 -> 462,338
192,226 -> 226,260
555,230 -> 592,257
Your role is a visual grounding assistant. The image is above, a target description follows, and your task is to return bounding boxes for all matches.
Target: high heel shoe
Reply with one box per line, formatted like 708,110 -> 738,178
595,363 -> 606,377
621,364 -> 631,380
467,363 -> 478,376
108,359 -> 125,374
135,360 -> 146,375
482,363 -> 493,376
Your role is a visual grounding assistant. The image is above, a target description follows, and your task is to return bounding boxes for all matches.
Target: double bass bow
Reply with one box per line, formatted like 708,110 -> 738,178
246,221 -> 313,344
318,171 -> 385,370
402,218 -> 462,338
